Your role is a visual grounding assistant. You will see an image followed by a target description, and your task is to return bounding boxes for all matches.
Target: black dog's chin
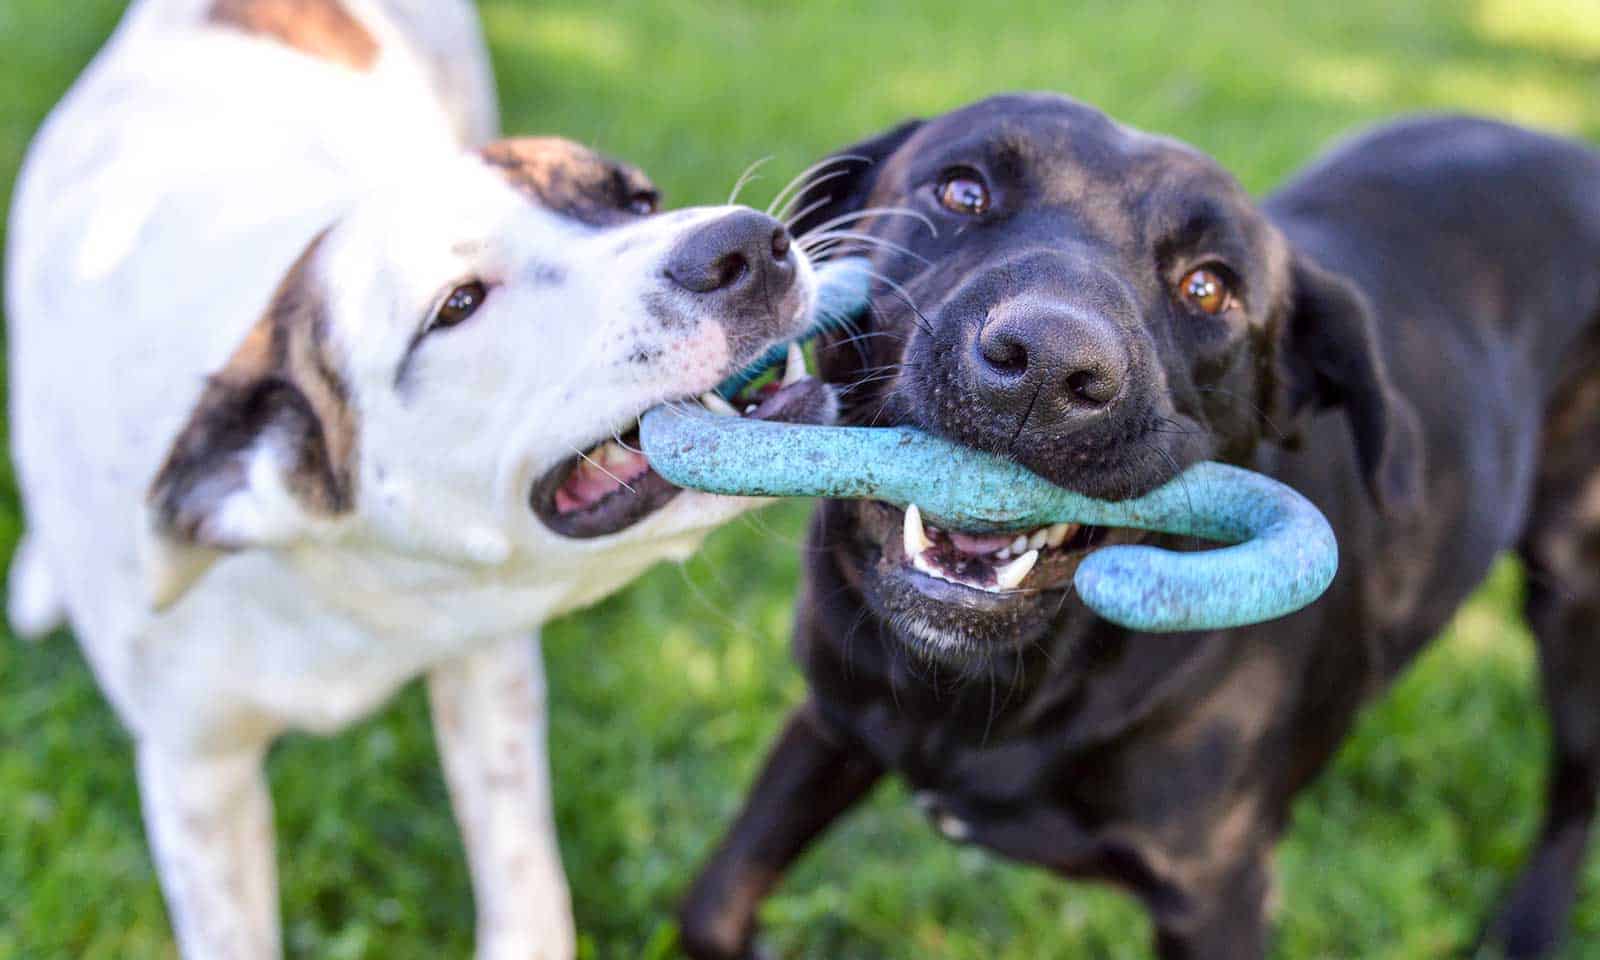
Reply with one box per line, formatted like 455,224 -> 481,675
843,502 -> 1065,666
878,578 -> 1060,665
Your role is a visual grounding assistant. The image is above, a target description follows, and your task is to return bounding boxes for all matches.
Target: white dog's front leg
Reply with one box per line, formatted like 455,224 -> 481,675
136,744 -> 280,960
428,633 -> 575,960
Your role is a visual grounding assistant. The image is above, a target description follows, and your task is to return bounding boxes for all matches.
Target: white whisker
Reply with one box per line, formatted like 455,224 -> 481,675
727,155 -> 774,206
800,230 -> 930,265
781,191 -> 838,232
804,206 -> 938,239
777,167 -> 856,224
570,446 -> 637,495
765,153 -> 870,218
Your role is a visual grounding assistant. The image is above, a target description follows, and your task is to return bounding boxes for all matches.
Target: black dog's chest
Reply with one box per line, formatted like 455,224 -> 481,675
826,694 -> 1096,855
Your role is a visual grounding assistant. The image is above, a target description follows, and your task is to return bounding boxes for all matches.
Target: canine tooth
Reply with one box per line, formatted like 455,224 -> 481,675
994,549 -> 1039,590
1009,535 -> 1029,555
701,392 -> 739,416
903,504 -> 933,556
782,342 -> 808,386
1028,528 -> 1050,551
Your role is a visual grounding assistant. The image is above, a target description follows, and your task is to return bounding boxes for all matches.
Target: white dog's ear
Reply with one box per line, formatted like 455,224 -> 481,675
143,232 -> 359,609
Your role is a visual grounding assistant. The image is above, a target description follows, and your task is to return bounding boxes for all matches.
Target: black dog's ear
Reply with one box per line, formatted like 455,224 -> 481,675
789,119 -> 924,390
1274,253 -> 1423,518
788,118 -> 924,238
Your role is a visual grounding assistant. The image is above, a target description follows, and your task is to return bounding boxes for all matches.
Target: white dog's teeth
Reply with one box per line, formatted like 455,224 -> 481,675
996,547 -> 1013,561
782,342 -> 808,386
1028,528 -> 1050,551
1046,522 -> 1072,548
701,392 -> 739,416
994,549 -> 1039,590
904,504 -> 933,556
1009,534 -> 1029,555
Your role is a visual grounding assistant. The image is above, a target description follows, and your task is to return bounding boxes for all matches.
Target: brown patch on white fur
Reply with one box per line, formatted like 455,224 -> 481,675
208,0 -> 379,72
148,231 -> 358,545
479,138 -> 658,227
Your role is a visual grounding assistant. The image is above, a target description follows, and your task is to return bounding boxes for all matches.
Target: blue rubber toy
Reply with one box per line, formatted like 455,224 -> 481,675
642,258 -> 1338,633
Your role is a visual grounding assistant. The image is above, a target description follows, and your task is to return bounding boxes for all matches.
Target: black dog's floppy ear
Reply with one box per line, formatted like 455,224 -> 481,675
788,119 -> 923,388
1274,252 -> 1422,518
787,118 -> 925,239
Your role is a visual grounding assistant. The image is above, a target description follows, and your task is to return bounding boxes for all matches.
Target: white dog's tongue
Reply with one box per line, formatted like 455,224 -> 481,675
554,442 -> 651,513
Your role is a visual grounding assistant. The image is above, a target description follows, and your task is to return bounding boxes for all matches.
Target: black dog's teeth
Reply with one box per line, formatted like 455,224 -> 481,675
901,504 -> 1086,593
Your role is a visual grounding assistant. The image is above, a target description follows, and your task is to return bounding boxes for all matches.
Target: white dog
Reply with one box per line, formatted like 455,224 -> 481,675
5,2 -> 833,956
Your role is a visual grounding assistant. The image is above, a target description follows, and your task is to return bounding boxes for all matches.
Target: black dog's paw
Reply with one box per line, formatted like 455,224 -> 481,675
677,932 -> 772,960
675,913 -> 769,960
914,790 -> 976,845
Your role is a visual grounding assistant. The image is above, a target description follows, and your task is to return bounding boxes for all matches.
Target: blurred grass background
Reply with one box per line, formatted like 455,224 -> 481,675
3,1 -> 1599,957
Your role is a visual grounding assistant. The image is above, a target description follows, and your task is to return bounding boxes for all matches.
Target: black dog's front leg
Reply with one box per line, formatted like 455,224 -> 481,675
678,701 -> 883,960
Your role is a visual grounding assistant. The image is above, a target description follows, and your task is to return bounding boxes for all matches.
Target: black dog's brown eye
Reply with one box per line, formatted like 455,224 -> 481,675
433,281 -> 487,330
1179,267 -> 1233,315
937,171 -> 990,216
625,190 -> 659,216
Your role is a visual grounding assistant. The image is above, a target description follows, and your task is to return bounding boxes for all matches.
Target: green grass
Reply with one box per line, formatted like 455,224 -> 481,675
3,1 -> 1600,957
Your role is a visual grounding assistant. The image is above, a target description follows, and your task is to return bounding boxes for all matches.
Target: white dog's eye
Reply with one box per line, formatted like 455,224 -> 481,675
431,281 -> 488,330
625,190 -> 659,216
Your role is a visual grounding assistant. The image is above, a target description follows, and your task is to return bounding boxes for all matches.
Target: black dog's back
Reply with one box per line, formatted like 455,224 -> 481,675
1279,117 -> 1600,956
1266,117 -> 1600,656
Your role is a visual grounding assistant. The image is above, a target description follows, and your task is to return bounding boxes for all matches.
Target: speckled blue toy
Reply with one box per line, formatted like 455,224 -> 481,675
641,258 -> 1338,633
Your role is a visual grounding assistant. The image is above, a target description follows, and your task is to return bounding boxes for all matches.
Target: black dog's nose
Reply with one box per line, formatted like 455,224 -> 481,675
665,209 -> 794,298
972,304 -> 1129,422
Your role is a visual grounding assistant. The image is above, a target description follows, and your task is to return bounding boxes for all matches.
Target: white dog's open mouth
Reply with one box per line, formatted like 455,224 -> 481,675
531,346 -> 834,538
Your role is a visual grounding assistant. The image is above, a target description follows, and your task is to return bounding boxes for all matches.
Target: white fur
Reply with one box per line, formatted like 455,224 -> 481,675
6,3 -> 810,957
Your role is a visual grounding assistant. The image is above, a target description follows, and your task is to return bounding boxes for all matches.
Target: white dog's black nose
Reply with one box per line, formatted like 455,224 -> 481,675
665,209 -> 795,301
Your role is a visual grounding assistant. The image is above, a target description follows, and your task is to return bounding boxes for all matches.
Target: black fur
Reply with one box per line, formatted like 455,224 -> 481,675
679,95 -> 1600,959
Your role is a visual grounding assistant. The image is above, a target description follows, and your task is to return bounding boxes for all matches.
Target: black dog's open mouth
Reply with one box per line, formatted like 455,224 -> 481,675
902,505 -> 1107,594
878,500 -> 1113,599
853,498 -> 1149,660
532,346 -> 832,538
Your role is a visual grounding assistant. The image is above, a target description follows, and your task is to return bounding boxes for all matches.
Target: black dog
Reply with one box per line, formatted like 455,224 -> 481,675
677,94 -> 1600,959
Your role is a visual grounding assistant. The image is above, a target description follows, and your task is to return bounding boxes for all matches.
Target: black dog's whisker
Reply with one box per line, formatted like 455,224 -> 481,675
836,372 -> 907,397
830,330 -> 906,351
857,272 -> 935,338
1194,385 -> 1289,443
1142,442 -> 1196,526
